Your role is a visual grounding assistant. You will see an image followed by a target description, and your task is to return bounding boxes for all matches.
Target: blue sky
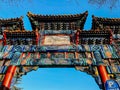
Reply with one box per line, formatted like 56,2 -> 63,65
0,0 -> 120,90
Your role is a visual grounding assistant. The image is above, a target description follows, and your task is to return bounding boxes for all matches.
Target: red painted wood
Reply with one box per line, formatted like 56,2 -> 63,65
35,31 -> 39,45
2,65 -> 17,89
3,32 -> 7,45
98,65 -> 110,83
76,31 -> 79,45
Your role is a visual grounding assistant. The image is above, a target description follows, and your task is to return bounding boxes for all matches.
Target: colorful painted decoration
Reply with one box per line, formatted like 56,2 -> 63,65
0,11 -> 119,90
105,80 -> 120,90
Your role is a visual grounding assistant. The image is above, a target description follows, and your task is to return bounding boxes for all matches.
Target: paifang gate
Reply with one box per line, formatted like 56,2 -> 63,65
0,11 -> 120,90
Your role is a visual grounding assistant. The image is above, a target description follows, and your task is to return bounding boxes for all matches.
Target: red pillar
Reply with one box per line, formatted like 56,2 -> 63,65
1,65 -> 17,90
76,31 -> 79,45
3,32 -> 7,45
98,65 -> 110,84
94,51 -> 110,89
109,30 -> 113,44
35,30 -> 39,45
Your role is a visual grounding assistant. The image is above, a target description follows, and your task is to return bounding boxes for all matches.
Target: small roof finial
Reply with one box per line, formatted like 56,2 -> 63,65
27,11 -> 33,17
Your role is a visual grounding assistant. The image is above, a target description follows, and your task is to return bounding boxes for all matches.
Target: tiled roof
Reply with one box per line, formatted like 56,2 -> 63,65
92,15 -> 120,32
27,11 -> 88,21
0,16 -> 25,30
27,11 -> 88,30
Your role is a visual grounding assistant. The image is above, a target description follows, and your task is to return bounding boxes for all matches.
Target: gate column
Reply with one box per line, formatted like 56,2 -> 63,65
98,65 -> 110,84
94,51 -> 110,89
1,65 -> 17,90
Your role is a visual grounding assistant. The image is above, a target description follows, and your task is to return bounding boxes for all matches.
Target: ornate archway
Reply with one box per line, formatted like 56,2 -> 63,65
0,11 -> 120,90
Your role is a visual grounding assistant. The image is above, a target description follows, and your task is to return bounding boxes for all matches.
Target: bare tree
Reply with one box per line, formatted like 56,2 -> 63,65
88,0 -> 119,9
0,0 -> 32,7
0,0 -> 119,9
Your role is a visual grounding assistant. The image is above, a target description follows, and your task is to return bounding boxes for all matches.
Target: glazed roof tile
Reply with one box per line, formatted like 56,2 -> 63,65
27,11 -> 88,30
92,15 -> 120,30
27,11 -> 88,21
0,16 -> 25,30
